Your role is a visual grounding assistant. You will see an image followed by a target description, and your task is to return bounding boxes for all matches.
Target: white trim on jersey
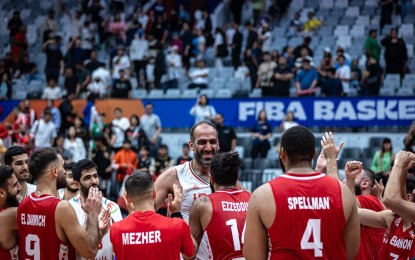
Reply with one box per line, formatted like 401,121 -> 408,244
279,173 -> 326,180
29,193 -> 55,201
215,190 -> 245,194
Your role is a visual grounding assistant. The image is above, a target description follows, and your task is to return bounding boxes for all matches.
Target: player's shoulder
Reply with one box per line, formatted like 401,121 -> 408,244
249,183 -> 273,208
155,166 -> 179,185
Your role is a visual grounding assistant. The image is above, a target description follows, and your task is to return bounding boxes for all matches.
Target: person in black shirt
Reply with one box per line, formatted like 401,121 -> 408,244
214,113 -> 237,153
112,69 -> 132,98
273,56 -> 294,96
137,146 -> 152,173
64,67 -> 80,98
293,36 -> 314,60
230,21 -> 243,70
176,143 -> 192,165
7,11 -> 23,40
85,50 -> 105,74
321,68 -> 344,97
91,134 -> 113,194
245,21 -> 258,50
43,38 -> 64,82
181,22 -> 193,71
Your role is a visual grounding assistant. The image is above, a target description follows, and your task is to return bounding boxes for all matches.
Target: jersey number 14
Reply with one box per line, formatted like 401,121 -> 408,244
300,219 -> 323,257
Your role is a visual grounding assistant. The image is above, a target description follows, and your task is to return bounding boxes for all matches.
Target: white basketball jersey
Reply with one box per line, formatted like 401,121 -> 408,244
176,161 -> 213,260
69,195 -> 123,260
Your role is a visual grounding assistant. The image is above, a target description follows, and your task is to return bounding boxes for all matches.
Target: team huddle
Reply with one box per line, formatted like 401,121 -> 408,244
1,121 -> 415,260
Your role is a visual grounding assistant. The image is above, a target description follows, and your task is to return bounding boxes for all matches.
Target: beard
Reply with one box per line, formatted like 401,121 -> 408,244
56,172 -> 67,190
194,148 -> 217,168
66,184 -> 79,193
80,184 -> 98,198
354,184 -> 362,196
6,192 -> 19,207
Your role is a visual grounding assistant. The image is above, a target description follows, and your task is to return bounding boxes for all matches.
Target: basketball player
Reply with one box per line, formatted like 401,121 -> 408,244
4,146 -> 37,201
358,174 -> 415,259
189,151 -> 251,259
344,161 -> 385,260
70,159 -> 123,260
383,151 -> 415,222
17,148 -> 105,260
110,171 -> 195,260
243,126 -> 360,259
58,162 -> 79,200
0,165 -> 21,259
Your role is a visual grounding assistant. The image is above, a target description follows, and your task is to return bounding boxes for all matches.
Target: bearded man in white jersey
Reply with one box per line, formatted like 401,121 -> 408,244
155,121 -> 245,259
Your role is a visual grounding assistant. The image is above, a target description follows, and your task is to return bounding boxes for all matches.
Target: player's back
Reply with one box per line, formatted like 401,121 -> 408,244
268,172 -> 346,259
110,211 -> 194,260
205,189 -> 251,260
380,216 -> 415,260
17,193 -> 73,260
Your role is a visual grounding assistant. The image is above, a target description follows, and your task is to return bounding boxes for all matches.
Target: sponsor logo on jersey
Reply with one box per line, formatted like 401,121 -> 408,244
192,185 -> 200,190
389,236 -> 413,250
287,197 -> 330,210
394,217 -> 402,227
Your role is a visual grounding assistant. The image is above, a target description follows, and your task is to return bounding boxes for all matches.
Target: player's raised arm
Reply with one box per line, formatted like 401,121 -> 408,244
317,132 -> 344,180
344,161 -> 363,197
383,151 -> 415,222
357,209 -> 393,229
154,168 -> 177,211
56,187 -> 102,259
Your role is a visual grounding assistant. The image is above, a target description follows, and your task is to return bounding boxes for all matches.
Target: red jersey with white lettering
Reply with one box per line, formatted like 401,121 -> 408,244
110,210 -> 194,260
356,195 -> 386,260
205,189 -> 251,260
380,216 -> 415,260
0,208 -> 18,260
17,193 -> 74,260
268,172 -> 346,259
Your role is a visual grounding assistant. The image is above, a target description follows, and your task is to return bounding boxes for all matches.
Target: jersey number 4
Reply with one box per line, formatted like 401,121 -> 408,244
300,219 -> 323,257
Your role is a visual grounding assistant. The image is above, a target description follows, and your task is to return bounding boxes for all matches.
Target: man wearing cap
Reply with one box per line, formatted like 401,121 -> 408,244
295,57 -> 318,96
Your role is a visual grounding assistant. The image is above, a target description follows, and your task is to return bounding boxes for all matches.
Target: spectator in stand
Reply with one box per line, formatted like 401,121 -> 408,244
350,59 -> 362,90
250,109 -> 272,159
259,23 -> 272,53
181,22 -> 193,71
109,12 -> 127,44
295,57 -> 318,96
125,114 -> 148,153
66,37 -> 87,67
64,67 -> 80,98
152,14 -> 168,44
85,51 -> 104,75
42,9 -> 58,42
91,64 -> 111,97
154,43 -> 166,90
69,10 -> 84,40
130,30 -> 148,88
176,143 -> 192,165
113,139 -> 138,185
64,126 -> 87,162
81,20 -> 94,55
404,123 -> 415,152
380,0 -> 394,32
151,0 -> 166,20
43,38 -> 64,82
75,62 -> 91,96
193,28 -> 206,60
112,107 -> 130,152
91,134 -> 113,192
365,29 -> 381,61
21,99 -> 36,127
140,103 -> 162,157
321,68 -> 344,97
279,111 -> 299,133
59,95 -> 76,134
45,99 -> 62,133
294,47 -> 314,69
252,0 -> 266,26
190,95 -> 217,124
134,6 -> 149,31
273,56 -> 294,96
256,52 -> 277,96
303,11 -> 322,34
30,109 -> 57,149
54,134 -> 73,163
335,55 -> 351,95
165,45 -> 182,89
178,4 -> 190,22
112,46 -> 131,81
112,69 -> 132,98
244,48 -> 258,90
287,12 -> 302,37
271,50 -> 280,64
42,78 -> 63,100
188,59 -> 209,89
0,74 -> 10,100
245,21 -> 258,50
7,10 -> 23,41
137,145 -> 152,172
230,21 -> 243,70
293,36 -> 314,60
11,25 -> 28,66
168,10 -> 181,34
317,48 -> 333,81
214,113 -> 237,153
214,27 -> 228,68
371,138 -> 394,175
13,105 -> 29,132
145,57 -> 155,89
126,20 -> 141,47
381,28 -> 408,76
149,144 -> 174,178
361,56 -> 383,96
170,32 -> 183,53
234,61 -> 250,81
102,124 -> 116,149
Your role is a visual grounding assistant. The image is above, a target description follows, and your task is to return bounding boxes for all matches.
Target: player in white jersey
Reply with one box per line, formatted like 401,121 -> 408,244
58,162 -> 79,200
155,121 -> 246,259
70,159 -> 123,260
4,146 -> 37,202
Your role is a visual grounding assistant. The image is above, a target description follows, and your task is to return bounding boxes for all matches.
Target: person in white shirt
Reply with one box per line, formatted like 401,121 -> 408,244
189,94 -> 216,124
130,30 -> 148,87
64,126 -> 87,162
188,59 -> 209,89
234,61 -> 250,80
42,78 -> 62,100
112,46 -> 131,80
58,162 -> 79,201
259,23 -> 272,52
112,107 -> 130,151
70,159 -> 122,260
90,65 -> 112,97
140,103 -> 162,157
166,45 -> 182,89
335,55 -> 351,95
69,10 -> 84,40
214,27 -> 227,68
30,109 -> 57,148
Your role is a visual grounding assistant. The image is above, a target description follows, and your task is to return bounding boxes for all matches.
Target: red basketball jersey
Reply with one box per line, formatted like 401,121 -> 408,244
110,210 -> 194,260
17,193 -> 74,260
268,172 -> 347,259
204,189 -> 251,260
356,195 -> 386,260
380,216 -> 415,260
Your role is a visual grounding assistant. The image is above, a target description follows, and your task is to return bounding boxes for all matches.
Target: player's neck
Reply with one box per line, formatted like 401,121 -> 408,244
285,162 -> 315,174
191,160 -> 209,176
34,182 -> 58,197
131,201 -> 155,213
216,185 -> 237,191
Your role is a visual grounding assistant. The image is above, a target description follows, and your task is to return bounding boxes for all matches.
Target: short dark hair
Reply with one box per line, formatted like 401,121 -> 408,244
280,126 -> 315,164
190,121 -> 218,142
125,171 -> 154,198
4,146 -> 27,166
0,165 -> 15,190
72,159 -> 97,182
28,148 -> 59,180
210,152 -> 241,186
114,107 -> 122,113
182,143 -> 189,148
64,162 -> 75,171
362,168 -> 375,188
406,175 -> 415,194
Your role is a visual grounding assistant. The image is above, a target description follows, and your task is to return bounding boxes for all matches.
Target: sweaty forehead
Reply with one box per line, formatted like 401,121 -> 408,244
194,125 -> 217,140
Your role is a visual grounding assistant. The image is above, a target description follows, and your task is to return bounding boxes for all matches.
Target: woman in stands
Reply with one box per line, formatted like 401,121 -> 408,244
370,138 -> 395,175
189,94 -> 217,124
250,109 -> 272,159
